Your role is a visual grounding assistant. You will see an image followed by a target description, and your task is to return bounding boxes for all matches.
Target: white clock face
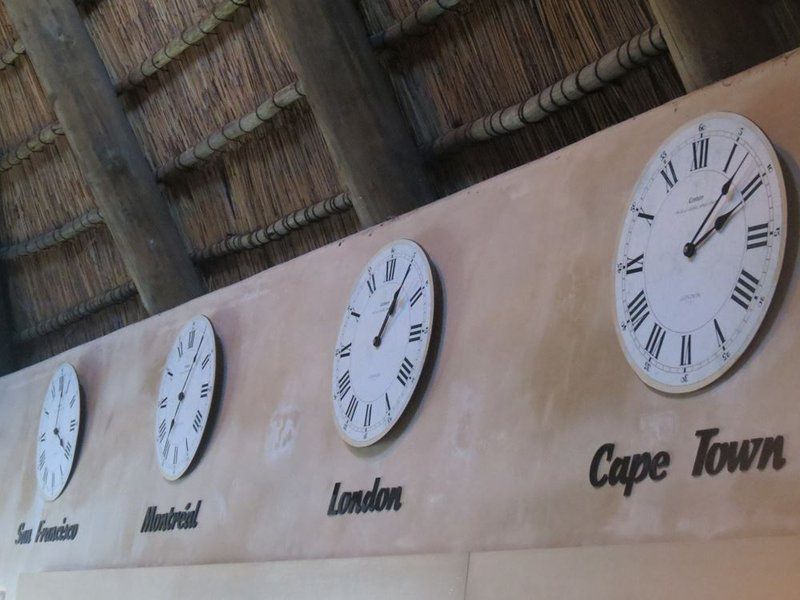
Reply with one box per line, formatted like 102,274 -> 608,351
615,112 -> 786,393
155,315 -> 218,480
36,363 -> 81,501
332,239 -> 435,446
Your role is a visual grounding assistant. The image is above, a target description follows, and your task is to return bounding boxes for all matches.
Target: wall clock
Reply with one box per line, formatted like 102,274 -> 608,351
332,239 -> 435,446
36,363 -> 81,501
155,315 -> 218,480
614,112 -> 786,393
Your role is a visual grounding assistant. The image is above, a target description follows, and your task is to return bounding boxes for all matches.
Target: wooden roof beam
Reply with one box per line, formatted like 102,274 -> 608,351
265,0 -> 434,227
649,0 -> 796,92
3,0 -> 204,314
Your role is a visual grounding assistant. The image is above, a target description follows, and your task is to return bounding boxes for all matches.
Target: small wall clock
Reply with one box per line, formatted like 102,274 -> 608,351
332,239 -> 435,446
614,112 -> 787,393
36,363 -> 81,501
155,315 -> 219,480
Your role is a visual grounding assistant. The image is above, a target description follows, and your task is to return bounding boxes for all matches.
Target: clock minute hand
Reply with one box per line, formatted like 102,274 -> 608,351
167,329 -> 207,438
373,261 -> 413,348
684,154 -> 747,258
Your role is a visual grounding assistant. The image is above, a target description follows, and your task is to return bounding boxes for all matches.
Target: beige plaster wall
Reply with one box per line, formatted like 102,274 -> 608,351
2,49 -> 800,597
17,535 -> 800,599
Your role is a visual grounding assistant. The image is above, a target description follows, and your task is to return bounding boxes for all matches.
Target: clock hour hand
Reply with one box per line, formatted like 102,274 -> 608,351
715,173 -> 762,233
683,154 -> 746,258
373,260 -> 413,348
167,329 -> 207,439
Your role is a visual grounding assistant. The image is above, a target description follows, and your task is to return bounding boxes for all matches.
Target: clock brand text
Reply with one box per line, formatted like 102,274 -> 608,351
590,427 -> 786,497
140,500 -> 202,533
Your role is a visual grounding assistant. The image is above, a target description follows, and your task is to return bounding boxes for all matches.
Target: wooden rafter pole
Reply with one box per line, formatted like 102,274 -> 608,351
265,0 -> 433,227
649,0 -> 790,92
3,0 -> 204,314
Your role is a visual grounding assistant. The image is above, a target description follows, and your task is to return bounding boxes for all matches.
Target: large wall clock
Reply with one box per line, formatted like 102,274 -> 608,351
155,315 -> 219,480
332,239 -> 435,446
614,112 -> 787,393
36,363 -> 81,501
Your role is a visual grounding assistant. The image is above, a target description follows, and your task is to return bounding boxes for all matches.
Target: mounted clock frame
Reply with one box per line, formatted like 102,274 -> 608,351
614,112 -> 787,393
332,239 -> 436,447
36,363 -> 81,501
155,315 -> 219,480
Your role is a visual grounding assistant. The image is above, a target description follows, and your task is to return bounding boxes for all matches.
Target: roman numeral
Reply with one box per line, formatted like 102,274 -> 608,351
192,410 -> 203,433
39,450 -> 46,470
173,445 -> 178,465
158,419 -> 167,442
201,354 -> 211,370
385,393 -> 391,412
363,404 -> 372,427
366,272 -> 376,295
338,370 -> 351,398
385,258 -> 396,282
409,287 -> 424,308
637,211 -> 654,225
732,269 -> 759,310
746,223 -> 769,250
645,323 -> 666,359
64,441 -> 72,461
723,143 -> 739,173
167,370 -> 174,378
714,318 -> 726,347
177,340 -> 184,358
159,397 -> 168,409
626,253 -> 644,275
200,382 -> 210,399
59,374 -> 64,397
345,395 -> 358,421
69,418 -> 77,432
162,441 -> 170,462
338,342 -> 352,358
397,357 -> 414,386
43,467 -> 48,484
691,138 -> 709,170
627,290 -> 650,332
660,161 -> 678,191
39,432 -> 46,443
69,394 -> 77,408
350,309 -> 361,319
741,175 -> 763,203
680,334 -> 692,366
187,329 -> 196,349
409,323 -> 423,343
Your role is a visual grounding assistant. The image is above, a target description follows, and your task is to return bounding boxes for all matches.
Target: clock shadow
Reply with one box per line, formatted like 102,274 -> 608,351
345,257 -> 446,458
662,147 -> 800,400
60,382 -> 88,500
171,330 -> 227,481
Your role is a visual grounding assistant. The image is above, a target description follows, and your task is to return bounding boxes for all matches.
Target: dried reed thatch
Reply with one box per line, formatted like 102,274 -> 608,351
7,0 -> 793,368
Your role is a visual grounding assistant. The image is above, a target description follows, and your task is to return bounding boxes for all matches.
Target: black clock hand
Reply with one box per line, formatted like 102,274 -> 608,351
373,260 -> 413,348
714,187 -> 755,233
683,154 -> 747,258
167,329 -> 207,438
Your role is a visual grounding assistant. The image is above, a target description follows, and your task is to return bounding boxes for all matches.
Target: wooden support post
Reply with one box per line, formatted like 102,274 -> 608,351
0,190 -> 15,374
649,0 -> 794,92
3,0 -> 204,314
265,0 -> 434,227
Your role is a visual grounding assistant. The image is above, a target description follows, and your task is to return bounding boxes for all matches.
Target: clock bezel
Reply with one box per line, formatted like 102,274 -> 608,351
155,314 -> 219,481
36,362 -> 82,502
331,238 -> 436,447
613,111 -> 788,394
